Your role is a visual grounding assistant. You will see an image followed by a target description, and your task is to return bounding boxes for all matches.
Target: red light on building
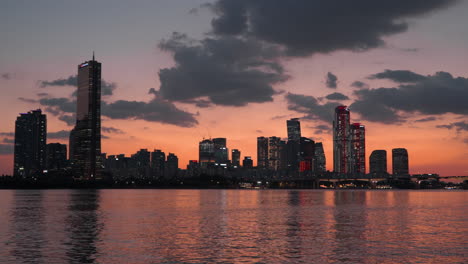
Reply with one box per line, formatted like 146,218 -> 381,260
299,160 -> 312,172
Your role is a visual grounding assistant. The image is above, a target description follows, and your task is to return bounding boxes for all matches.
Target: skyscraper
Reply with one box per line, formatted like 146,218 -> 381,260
231,149 -> 241,167
257,137 -> 268,168
46,143 -> 67,170
349,123 -> 365,174
279,140 -> 288,170
392,148 -> 409,176
268,136 -> 281,170
286,118 -> 301,170
299,137 -> 315,172
70,55 -> 102,180
132,149 -> 150,168
242,156 -> 253,168
199,139 -> 215,168
313,142 -> 326,173
166,153 -> 178,179
14,109 -> 47,177
287,118 -> 301,142
333,106 -> 350,173
213,138 -> 228,164
151,149 -> 166,178
370,150 -> 387,174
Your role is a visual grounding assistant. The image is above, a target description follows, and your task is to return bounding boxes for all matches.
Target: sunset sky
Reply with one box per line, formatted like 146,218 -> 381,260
0,0 -> 467,176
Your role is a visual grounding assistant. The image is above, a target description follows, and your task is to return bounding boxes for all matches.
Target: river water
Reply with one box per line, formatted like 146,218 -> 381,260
0,189 -> 466,263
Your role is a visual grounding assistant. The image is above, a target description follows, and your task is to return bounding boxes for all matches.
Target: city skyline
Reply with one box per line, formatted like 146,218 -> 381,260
5,103 -> 417,179
1,1 -> 467,176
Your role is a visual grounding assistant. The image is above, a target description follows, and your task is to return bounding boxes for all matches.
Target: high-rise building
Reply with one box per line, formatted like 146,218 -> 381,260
70,55 -> 102,180
13,109 -> 47,177
257,137 -> 268,168
213,138 -> 229,164
279,140 -> 288,170
166,153 -> 178,179
287,118 -> 301,142
132,149 -> 151,179
299,137 -> 315,172
349,123 -> 365,174
199,139 -> 215,168
231,149 -> 241,167
370,150 -> 387,174
46,143 -> 67,170
268,136 -> 281,170
392,148 -> 409,176
243,156 -> 253,168
151,149 -> 165,178
313,142 -> 326,173
286,118 -> 301,170
333,106 -> 350,173
132,149 -> 150,168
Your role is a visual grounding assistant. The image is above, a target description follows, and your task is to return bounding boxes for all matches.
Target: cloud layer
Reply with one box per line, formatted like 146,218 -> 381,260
26,89 -> 199,127
351,70 -> 468,123
285,93 -> 340,122
210,0 -> 457,56
325,92 -> 349,101
325,72 -> 338,89
39,75 -> 116,96
158,33 -> 288,106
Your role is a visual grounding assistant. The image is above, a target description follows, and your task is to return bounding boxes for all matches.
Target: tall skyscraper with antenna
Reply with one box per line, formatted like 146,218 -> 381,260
70,53 -> 102,180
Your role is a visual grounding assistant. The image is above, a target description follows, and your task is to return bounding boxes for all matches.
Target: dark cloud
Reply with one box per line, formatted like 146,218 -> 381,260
436,121 -> 468,132
1,73 -> 11,80
180,99 -> 212,108
158,32 -> 288,107
369,69 -> 427,83
350,99 -> 404,124
351,71 -> 468,123
351,81 -> 369,89
48,130 -> 69,139
58,115 -> 75,126
102,126 -> 125,134
325,72 -> 338,89
39,75 -> 77,87
101,80 -> 116,96
39,97 -> 76,113
2,138 -> 14,144
310,124 -> 332,135
285,93 -> 340,122
18,97 -> 38,104
325,92 -> 349,101
255,130 -> 263,134
37,92 -> 49,97
271,115 -> 289,120
0,144 -> 13,154
36,89 -> 198,127
39,75 -> 116,96
415,117 -> 437,123
210,0 -> 457,56
315,125 -> 331,131
102,88 -> 198,127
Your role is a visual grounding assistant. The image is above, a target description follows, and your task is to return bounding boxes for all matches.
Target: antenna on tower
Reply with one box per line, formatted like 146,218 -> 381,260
92,51 -> 95,61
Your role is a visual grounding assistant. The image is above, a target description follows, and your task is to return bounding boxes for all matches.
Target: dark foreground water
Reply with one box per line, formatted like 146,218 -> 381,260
0,190 -> 466,264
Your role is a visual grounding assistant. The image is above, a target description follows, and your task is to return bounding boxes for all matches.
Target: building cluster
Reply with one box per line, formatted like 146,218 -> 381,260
333,106 -> 409,177
104,149 -> 179,180
333,106 -> 366,175
10,56 -> 411,182
256,118 -> 326,174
